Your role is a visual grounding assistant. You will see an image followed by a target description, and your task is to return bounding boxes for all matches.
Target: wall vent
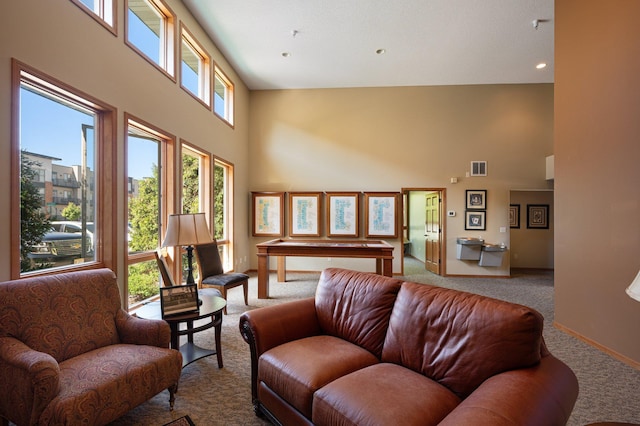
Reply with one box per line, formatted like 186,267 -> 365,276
470,161 -> 487,176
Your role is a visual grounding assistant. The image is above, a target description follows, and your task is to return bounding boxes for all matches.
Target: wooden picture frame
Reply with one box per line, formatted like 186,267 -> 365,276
326,192 -> 359,237
288,192 -> 321,237
160,284 -> 199,317
509,204 -> 520,229
527,204 -> 549,229
466,189 -> 487,210
364,192 -> 399,238
252,192 -> 284,236
465,210 -> 486,231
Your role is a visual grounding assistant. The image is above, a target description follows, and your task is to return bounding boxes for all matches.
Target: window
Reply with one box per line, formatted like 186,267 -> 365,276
214,158 -> 234,271
126,0 -> 175,78
180,25 -> 211,107
70,0 -> 116,33
126,116 -> 175,308
12,60 -> 116,278
214,66 -> 234,126
181,143 -> 212,282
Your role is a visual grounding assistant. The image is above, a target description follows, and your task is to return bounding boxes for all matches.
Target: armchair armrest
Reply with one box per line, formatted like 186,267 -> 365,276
239,298 -> 321,404
439,355 -> 578,426
0,337 -> 60,426
116,309 -> 171,348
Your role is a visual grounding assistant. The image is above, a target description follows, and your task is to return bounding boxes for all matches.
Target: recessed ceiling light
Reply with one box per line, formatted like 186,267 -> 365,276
376,48 -> 386,55
536,62 -> 547,69
282,52 -> 291,58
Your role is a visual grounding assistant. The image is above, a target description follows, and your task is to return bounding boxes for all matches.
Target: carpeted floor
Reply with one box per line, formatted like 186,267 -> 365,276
110,261 -> 640,426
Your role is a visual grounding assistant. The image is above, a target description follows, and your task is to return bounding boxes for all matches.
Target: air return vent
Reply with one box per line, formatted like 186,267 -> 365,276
470,161 -> 487,176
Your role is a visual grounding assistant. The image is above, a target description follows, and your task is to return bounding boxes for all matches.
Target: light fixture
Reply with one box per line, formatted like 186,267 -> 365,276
536,63 -> 547,69
282,52 -> 291,58
626,270 -> 640,302
161,213 -> 213,285
376,48 -> 386,55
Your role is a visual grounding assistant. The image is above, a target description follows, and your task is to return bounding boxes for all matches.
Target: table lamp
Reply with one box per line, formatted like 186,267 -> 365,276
161,213 -> 213,285
626,270 -> 640,302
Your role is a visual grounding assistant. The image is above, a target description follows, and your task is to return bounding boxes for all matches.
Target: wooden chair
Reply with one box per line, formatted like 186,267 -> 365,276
154,248 -> 177,287
194,241 -> 249,314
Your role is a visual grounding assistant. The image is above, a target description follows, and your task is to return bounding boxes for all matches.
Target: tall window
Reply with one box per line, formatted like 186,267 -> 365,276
182,144 -> 211,282
70,0 -> 115,32
214,158 -> 234,271
126,116 -> 175,307
214,67 -> 234,126
12,60 -> 115,278
126,0 -> 175,78
181,25 -> 211,107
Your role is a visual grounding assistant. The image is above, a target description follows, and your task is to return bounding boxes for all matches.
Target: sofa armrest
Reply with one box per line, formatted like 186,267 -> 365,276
0,337 -> 60,426
239,297 -> 321,405
439,354 -> 578,426
116,309 -> 171,348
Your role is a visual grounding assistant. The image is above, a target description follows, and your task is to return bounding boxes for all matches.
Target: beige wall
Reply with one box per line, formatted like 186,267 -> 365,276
249,84 -> 554,275
555,0 -> 640,365
0,0 -> 251,287
509,190 -> 554,269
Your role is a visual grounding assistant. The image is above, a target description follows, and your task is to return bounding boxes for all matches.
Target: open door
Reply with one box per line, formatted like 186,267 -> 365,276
424,191 -> 441,274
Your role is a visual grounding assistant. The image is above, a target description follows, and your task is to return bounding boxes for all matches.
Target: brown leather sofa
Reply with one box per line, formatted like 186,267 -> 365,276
0,268 -> 183,426
240,268 -> 579,426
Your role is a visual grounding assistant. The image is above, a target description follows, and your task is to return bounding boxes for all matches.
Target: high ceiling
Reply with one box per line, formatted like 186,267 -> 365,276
183,0 -> 554,90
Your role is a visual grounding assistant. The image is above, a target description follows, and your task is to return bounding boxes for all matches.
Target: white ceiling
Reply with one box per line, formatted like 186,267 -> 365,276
183,0 -> 554,90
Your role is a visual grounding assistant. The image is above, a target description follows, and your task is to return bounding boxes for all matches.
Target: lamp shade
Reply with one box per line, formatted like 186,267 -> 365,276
161,213 -> 213,247
626,270 -> 640,302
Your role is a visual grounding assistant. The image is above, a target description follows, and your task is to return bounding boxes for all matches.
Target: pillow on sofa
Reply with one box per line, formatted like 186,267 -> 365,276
315,268 -> 403,358
382,281 -> 544,398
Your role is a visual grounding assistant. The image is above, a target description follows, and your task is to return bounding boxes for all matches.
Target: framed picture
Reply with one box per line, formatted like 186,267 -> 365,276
466,189 -> 487,210
288,192 -> 321,237
465,210 -> 486,231
326,192 -> 359,237
509,204 -> 520,229
160,284 -> 199,317
527,204 -> 549,229
252,192 -> 284,236
364,192 -> 399,238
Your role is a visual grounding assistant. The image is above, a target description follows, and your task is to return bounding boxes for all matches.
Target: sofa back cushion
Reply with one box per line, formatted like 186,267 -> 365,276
382,281 -> 544,398
0,268 -> 122,362
315,268 -> 402,358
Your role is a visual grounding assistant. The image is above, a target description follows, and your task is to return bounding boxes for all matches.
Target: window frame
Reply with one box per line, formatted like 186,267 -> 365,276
214,157 -> 234,271
125,0 -> 176,81
213,66 -> 235,127
180,23 -> 212,109
69,0 -> 117,34
125,114 -> 176,309
11,59 -> 117,279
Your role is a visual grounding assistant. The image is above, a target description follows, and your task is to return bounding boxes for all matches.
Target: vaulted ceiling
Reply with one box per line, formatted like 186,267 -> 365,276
183,0 -> 554,90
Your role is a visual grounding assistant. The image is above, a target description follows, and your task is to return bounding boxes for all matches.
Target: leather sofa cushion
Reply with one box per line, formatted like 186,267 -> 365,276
382,281 -> 544,399
315,268 -> 402,358
259,335 -> 379,419
313,363 -> 461,426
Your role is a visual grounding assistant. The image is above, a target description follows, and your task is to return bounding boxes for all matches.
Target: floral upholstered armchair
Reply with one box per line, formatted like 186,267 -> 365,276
0,268 -> 183,426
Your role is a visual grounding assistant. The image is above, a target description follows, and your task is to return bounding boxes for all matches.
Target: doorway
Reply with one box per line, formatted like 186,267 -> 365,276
402,188 -> 445,276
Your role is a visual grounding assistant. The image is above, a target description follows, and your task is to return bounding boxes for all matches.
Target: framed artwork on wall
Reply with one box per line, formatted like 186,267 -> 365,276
364,192 -> 399,238
509,204 -> 520,229
251,192 -> 284,236
527,204 -> 549,229
466,189 -> 487,210
288,192 -> 321,237
326,192 -> 360,237
465,210 -> 486,231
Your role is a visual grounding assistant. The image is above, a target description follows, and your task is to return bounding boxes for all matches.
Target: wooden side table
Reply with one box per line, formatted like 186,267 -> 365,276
136,291 -> 226,368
